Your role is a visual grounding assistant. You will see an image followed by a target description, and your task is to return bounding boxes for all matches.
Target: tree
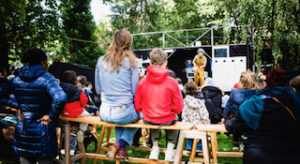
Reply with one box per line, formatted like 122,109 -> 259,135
0,0 -> 61,72
60,0 -> 104,68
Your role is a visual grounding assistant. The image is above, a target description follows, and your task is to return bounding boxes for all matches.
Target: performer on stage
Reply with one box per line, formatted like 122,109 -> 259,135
193,48 -> 207,87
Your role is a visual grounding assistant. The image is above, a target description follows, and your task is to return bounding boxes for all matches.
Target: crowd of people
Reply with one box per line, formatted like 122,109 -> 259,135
0,29 -> 300,164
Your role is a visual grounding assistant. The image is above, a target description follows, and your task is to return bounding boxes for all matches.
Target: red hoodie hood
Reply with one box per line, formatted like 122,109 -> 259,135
146,65 -> 169,84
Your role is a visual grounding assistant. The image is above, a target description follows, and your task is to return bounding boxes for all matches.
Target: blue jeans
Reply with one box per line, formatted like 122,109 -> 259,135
186,139 -> 202,150
100,103 -> 139,145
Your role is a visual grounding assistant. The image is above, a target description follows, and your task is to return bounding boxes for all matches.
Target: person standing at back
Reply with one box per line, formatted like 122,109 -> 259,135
95,30 -> 139,159
193,48 -> 207,87
11,48 -> 67,164
135,48 -> 184,162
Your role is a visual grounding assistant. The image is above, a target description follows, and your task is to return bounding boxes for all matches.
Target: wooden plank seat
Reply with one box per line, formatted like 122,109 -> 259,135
60,116 -> 194,130
59,116 -> 194,164
195,124 -> 244,164
58,116 -> 243,164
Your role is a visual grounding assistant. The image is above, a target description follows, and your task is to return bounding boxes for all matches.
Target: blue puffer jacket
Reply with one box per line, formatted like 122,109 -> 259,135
223,89 -> 256,120
0,76 -> 18,110
12,64 -> 66,159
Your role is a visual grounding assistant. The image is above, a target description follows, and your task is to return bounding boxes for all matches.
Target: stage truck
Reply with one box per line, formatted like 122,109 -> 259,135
132,25 -> 255,92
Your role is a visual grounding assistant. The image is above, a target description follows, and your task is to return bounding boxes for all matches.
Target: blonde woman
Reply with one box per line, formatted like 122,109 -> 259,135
95,30 -> 139,159
223,70 -> 258,151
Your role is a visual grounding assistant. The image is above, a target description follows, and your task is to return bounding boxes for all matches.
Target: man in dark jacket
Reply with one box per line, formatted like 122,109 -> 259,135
8,48 -> 67,163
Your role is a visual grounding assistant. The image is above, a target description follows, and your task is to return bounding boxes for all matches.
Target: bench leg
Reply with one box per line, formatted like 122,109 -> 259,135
94,125 -> 107,164
174,130 -> 185,164
209,132 -> 218,164
64,122 -> 71,164
78,139 -> 87,164
106,127 -> 112,144
201,133 -> 210,164
189,139 -> 199,162
141,128 -> 147,146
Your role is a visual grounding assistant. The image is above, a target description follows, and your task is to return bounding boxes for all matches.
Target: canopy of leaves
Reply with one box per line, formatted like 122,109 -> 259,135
102,0 -> 300,70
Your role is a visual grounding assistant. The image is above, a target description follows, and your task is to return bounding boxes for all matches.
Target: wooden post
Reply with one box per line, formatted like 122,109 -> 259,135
189,139 -> 198,162
64,122 -> 71,164
174,130 -> 185,164
77,138 -> 87,164
209,132 -> 218,164
201,133 -> 210,164
106,127 -> 112,144
94,126 -> 107,164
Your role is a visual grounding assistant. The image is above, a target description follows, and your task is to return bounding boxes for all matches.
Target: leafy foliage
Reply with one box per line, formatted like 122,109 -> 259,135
102,0 -> 300,69
0,0 -> 61,72
60,0 -> 104,68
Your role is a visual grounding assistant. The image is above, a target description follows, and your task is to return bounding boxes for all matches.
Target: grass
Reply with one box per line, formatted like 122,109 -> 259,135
85,126 -> 242,164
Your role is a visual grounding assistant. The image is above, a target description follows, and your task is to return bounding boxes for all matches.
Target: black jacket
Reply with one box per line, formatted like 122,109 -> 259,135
202,86 -> 223,123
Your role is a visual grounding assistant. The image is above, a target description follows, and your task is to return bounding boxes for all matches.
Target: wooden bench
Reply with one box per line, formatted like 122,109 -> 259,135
58,116 -> 243,164
195,124 -> 243,164
59,116 -> 194,164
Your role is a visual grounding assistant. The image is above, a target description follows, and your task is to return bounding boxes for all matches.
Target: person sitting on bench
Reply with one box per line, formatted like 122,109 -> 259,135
95,30 -> 139,159
135,48 -> 184,162
182,81 -> 210,151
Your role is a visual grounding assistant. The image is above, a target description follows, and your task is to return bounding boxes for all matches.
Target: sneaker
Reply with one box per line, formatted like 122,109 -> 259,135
70,150 -> 75,156
164,149 -> 175,162
232,146 -> 240,152
149,147 -> 159,160
106,142 -> 120,159
233,143 -> 240,152
77,130 -> 84,143
60,149 -> 75,156
116,148 -> 128,159
239,143 -> 245,152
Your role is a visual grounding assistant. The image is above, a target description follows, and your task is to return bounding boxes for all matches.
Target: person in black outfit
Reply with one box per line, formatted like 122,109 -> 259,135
201,78 -> 223,123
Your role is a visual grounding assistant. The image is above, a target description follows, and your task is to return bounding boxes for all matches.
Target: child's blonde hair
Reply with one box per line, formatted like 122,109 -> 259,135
149,48 -> 167,66
102,30 -> 137,73
238,70 -> 259,90
290,75 -> 300,92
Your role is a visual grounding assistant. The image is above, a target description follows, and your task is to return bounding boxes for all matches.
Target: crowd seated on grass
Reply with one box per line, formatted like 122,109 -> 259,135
0,32 -> 300,164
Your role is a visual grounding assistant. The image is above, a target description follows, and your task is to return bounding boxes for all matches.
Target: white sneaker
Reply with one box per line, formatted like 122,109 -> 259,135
149,146 -> 159,160
60,149 -> 65,155
164,149 -> 175,162
77,130 -> 84,143
60,149 -> 75,156
70,150 -> 75,156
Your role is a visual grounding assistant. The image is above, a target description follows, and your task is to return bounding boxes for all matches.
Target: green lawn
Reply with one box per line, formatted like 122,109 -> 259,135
85,126 -> 242,164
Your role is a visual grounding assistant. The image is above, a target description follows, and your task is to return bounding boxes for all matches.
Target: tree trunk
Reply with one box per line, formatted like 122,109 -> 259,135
0,22 -> 9,73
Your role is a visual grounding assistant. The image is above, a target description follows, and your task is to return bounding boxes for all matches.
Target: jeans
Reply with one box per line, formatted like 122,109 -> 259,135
186,139 -> 202,150
20,157 -> 52,164
70,110 -> 90,151
70,136 -> 77,151
100,102 -> 139,145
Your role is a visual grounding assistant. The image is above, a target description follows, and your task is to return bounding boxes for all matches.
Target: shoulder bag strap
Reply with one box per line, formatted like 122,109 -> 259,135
271,96 -> 296,122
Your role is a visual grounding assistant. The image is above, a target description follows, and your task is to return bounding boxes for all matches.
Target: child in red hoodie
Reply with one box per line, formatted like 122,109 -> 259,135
59,70 -> 90,155
135,49 -> 184,161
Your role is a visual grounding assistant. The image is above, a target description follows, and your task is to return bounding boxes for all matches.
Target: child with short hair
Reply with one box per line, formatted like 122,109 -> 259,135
135,48 -> 184,161
290,75 -> 300,92
182,82 -> 210,151
60,70 -> 90,155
